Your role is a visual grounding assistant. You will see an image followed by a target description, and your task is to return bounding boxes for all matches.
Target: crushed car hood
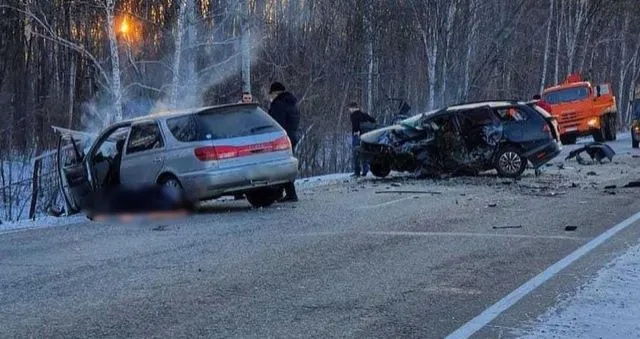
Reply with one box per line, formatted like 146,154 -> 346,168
360,124 -> 423,145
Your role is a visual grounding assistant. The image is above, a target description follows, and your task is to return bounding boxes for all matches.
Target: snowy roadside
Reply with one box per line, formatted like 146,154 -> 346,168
514,240 -> 640,338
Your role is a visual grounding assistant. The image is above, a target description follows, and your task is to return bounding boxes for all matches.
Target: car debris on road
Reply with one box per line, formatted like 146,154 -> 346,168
564,142 -> 615,165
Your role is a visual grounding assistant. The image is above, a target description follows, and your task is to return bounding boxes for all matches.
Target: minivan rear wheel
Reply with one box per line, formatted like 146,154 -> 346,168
495,146 -> 527,178
246,188 -> 279,208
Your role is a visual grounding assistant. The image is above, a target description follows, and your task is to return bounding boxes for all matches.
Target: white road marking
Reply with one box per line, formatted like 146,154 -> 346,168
358,197 -> 417,209
290,231 -> 587,241
446,210 -> 640,339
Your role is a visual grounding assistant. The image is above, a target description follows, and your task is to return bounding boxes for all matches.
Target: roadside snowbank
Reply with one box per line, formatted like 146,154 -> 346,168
516,241 -> 640,338
0,214 -> 87,234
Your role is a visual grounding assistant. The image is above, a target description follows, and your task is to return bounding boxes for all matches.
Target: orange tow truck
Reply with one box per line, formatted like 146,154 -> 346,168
542,73 -> 618,145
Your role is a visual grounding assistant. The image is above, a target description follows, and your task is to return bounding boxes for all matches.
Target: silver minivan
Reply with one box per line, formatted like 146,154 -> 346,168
53,104 -> 299,214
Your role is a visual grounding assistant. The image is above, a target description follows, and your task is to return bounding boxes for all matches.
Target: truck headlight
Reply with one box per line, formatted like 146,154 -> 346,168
587,118 -> 598,127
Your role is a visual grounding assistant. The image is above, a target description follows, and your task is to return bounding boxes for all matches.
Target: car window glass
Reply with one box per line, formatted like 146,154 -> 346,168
167,116 -> 202,142
92,126 -> 130,161
167,106 -> 280,142
126,122 -> 164,154
543,87 -> 589,104
495,107 -> 528,122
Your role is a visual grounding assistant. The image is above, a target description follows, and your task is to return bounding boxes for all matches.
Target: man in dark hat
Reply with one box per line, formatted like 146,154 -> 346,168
268,82 -> 300,202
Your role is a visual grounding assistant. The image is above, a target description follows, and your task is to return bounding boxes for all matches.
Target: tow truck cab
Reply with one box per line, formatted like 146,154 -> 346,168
542,73 -> 618,145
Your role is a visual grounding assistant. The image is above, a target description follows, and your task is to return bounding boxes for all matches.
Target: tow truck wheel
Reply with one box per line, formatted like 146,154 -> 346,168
495,146 -> 527,178
560,135 -> 577,145
604,114 -> 616,141
370,162 -> 391,178
593,119 -> 606,142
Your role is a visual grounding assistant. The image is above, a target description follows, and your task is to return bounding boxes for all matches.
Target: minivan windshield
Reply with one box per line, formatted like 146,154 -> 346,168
543,86 -> 590,104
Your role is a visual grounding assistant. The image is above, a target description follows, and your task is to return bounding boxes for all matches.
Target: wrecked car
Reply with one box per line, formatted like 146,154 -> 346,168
358,101 -> 561,178
53,103 -> 299,215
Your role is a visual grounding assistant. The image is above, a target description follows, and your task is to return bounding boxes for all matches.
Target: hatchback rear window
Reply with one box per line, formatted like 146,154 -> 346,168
167,106 -> 281,142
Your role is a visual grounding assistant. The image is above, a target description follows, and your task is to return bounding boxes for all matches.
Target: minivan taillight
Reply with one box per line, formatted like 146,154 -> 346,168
272,136 -> 292,151
194,146 -> 237,161
194,136 -> 291,161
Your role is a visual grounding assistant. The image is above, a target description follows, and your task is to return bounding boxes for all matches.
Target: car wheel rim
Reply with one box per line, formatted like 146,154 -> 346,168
499,152 -> 522,175
164,179 -> 181,189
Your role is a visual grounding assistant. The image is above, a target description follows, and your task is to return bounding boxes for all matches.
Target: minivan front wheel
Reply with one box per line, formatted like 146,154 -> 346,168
495,147 -> 527,178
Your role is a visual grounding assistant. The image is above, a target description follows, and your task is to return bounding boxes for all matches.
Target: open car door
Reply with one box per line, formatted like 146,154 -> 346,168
52,126 -> 97,215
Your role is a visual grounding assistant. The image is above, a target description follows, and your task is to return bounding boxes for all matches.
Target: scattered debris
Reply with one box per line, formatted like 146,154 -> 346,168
604,185 -> 617,190
565,142 -> 616,165
375,190 -> 442,195
565,226 -> 578,231
152,225 -> 168,231
557,163 -> 565,170
525,191 -> 567,197
571,182 -> 579,188
488,203 -> 498,207
633,155 -> 640,158
604,190 -> 616,195
198,268 -> 202,272
623,181 -> 640,188
493,225 -> 523,229
586,171 -> 597,176
545,163 -> 553,167
391,183 -> 402,187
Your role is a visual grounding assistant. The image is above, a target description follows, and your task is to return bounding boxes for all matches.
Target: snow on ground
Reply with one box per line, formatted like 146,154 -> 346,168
0,214 -> 87,234
514,241 -> 640,338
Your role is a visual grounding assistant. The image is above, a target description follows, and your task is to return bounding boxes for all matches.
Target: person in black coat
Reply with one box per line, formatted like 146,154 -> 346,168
348,102 -> 377,177
268,82 -> 300,202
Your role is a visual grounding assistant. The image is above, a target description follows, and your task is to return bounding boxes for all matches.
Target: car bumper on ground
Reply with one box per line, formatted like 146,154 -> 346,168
179,157 -> 299,201
525,141 -> 561,168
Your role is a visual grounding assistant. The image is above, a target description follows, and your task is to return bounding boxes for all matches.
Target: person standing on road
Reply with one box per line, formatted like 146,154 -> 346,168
348,102 -> 377,177
533,94 -> 553,114
268,82 -> 300,202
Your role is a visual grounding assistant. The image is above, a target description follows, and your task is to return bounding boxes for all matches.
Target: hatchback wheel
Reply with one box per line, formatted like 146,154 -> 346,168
495,147 -> 527,178
246,188 -> 279,208
370,161 -> 391,178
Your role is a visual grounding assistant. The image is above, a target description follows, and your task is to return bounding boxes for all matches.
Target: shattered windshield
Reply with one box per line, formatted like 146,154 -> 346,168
400,109 -> 441,129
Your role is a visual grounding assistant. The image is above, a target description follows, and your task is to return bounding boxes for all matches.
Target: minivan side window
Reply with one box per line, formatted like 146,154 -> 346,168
167,115 -> 202,142
126,122 -> 164,154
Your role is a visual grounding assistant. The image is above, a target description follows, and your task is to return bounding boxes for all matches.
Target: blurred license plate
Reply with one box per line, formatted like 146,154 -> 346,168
566,127 -> 578,132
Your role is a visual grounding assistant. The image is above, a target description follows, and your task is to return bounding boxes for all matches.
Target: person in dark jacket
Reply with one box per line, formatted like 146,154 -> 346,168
348,102 -> 376,177
268,82 -> 300,202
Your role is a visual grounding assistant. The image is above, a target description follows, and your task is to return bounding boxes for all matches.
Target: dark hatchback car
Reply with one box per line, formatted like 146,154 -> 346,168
358,101 -> 561,178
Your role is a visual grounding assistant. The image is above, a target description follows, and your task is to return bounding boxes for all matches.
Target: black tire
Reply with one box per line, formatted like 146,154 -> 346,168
633,138 -> 639,149
246,188 -> 279,208
494,146 -> 527,178
593,117 -> 606,142
158,174 -> 183,190
370,161 -> 391,178
610,114 -> 617,141
604,114 -> 616,141
560,135 -> 577,145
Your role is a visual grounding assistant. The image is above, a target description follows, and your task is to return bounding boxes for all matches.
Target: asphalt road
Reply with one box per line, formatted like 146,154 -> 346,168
1,136 -> 639,338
